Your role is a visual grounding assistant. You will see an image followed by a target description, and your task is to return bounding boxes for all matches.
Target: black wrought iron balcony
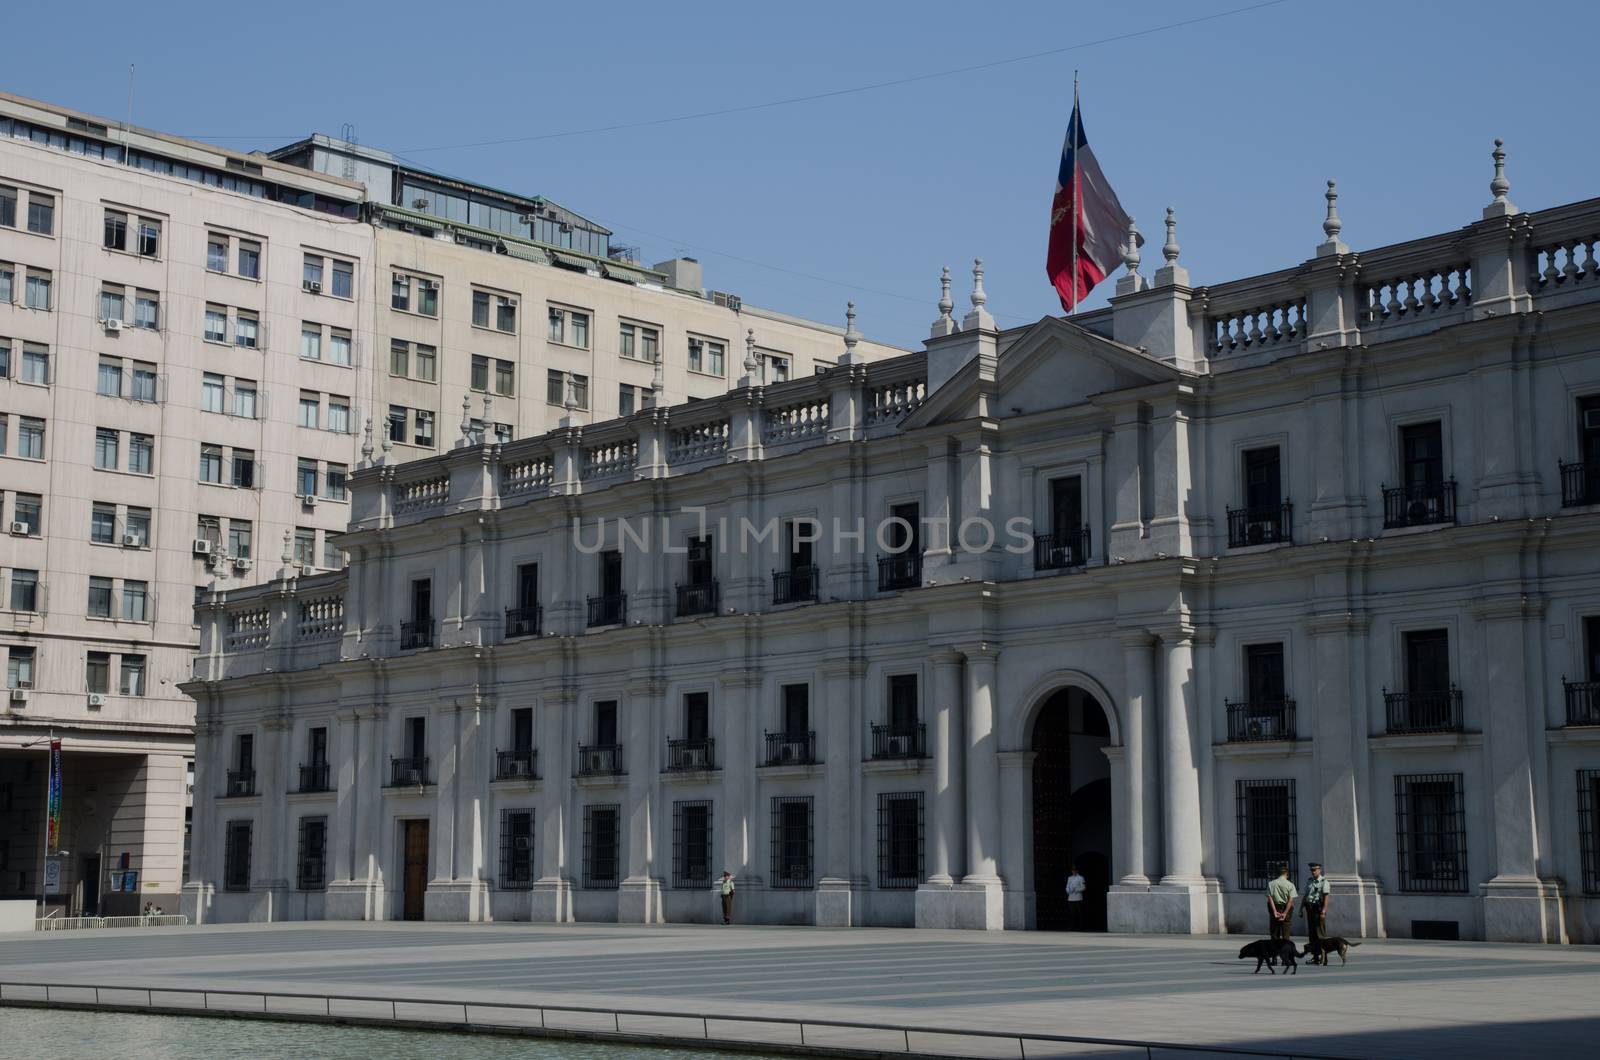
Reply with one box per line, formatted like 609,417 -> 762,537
1383,688 -> 1464,734
1227,502 -> 1293,548
1382,479 -> 1456,529
388,755 -> 430,786
224,769 -> 256,797
763,730 -> 817,766
399,620 -> 434,650
1560,461 -> 1600,507
1033,526 -> 1091,570
869,723 -> 926,759
298,762 -> 331,793
1225,700 -> 1297,742
1564,678 -> 1600,726
505,605 -> 542,639
666,737 -> 716,771
676,581 -> 719,618
496,748 -> 538,780
577,743 -> 624,776
876,553 -> 922,591
587,593 -> 626,627
772,565 -> 819,605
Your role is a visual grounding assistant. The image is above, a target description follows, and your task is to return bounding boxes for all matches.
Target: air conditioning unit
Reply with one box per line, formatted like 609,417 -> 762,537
887,735 -> 910,758
233,557 -> 253,572
422,279 -> 439,290
304,280 -> 322,294
8,689 -> 27,705
193,539 -> 213,555
300,494 -> 318,509
505,297 -> 518,308
412,198 -> 429,209
87,693 -> 105,708
105,318 -> 124,333
9,522 -> 28,536
123,534 -> 141,548
1406,500 -> 1432,523
517,213 -> 535,225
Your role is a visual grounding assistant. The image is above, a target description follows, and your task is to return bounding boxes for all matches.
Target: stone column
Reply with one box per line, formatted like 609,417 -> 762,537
531,687 -> 574,922
327,709 -> 359,889
352,708 -> 382,918
954,646 -> 1004,929
815,655 -> 863,927
996,750 -> 1036,929
1107,632 -> 1158,934
180,713 -> 218,924
1158,633 -> 1204,884
429,699 -> 488,922
618,680 -> 664,923
253,716 -> 289,919
915,648 -> 967,928
717,666 -> 758,892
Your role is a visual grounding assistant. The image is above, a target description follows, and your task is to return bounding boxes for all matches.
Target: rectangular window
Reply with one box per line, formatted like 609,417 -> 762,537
497,296 -> 517,333
300,326 -> 321,361
0,265 -> 12,304
128,433 -> 153,474
200,444 -> 221,484
1401,421 -> 1444,489
764,354 -> 791,383
877,792 -> 924,889
619,323 -> 637,360
327,398 -> 350,434
331,259 -> 353,299
572,374 -> 589,411
298,393 -> 319,429
414,411 -> 434,448
640,326 -> 659,364
86,651 -> 111,694
583,804 -> 621,889
19,418 -> 45,459
390,274 -> 410,311
1405,629 -> 1451,692
770,796 -> 815,889
94,428 -> 119,470
684,692 -> 710,743
499,809 -> 535,890
119,654 -> 146,696
1243,446 -> 1282,511
25,271 -> 52,310
569,312 -> 588,348
0,184 -> 15,228
322,539 -> 343,570
205,305 -> 228,343
1236,779 -> 1297,890
122,580 -> 149,622
8,646 -> 38,688
688,337 -> 703,373
548,307 -> 564,343
28,194 -> 54,235
229,520 -> 253,559
231,382 -> 256,420
87,576 -> 114,618
618,384 -> 637,417
887,673 -> 919,731
202,373 -> 225,414
207,235 -> 228,272
417,278 -> 438,317
129,363 -> 156,403
238,241 -> 261,279
1051,475 -> 1083,536
389,340 -> 408,378
136,217 -> 160,258
234,312 -> 258,349
297,459 -> 318,498
782,683 -> 809,737
223,821 -> 252,892
1246,643 -> 1286,703
594,699 -> 619,747
511,706 -> 535,752
294,528 -> 315,568
546,369 -> 565,405
10,571 -> 39,613
329,330 -> 351,366
516,563 -> 539,612
231,449 -> 256,488
100,286 -> 125,322
388,406 -> 407,444
495,359 -> 515,397
471,354 -> 489,391
196,515 -> 221,549
296,816 -> 328,891
91,503 -> 117,544
20,346 -> 48,385
14,495 -> 42,534
472,290 -> 490,328
672,800 -> 713,890
1395,773 -> 1466,893
134,290 -> 158,329
125,507 -> 150,547
303,254 -> 323,290
1579,769 -> 1600,896
415,344 -> 436,381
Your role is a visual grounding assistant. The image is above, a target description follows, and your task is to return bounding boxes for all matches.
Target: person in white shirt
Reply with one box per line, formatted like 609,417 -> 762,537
1064,864 -> 1086,931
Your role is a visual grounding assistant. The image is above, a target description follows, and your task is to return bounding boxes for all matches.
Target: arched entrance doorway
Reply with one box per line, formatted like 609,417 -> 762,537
1032,687 -> 1112,931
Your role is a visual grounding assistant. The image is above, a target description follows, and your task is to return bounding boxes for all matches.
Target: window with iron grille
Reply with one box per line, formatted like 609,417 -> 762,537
1579,769 -> 1600,895
877,792 -> 924,889
672,800 -> 713,890
296,816 -> 327,891
499,808 -> 535,890
223,820 -> 252,892
1395,773 -> 1466,893
770,796 -> 814,889
583,804 -> 621,889
1235,780 -> 1296,890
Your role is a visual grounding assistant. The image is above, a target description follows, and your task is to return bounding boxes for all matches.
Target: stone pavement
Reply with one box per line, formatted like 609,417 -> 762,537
1,923 -> 1598,1058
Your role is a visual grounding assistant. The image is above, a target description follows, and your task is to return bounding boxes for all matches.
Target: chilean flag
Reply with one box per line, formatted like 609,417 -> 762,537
1047,98 -> 1134,313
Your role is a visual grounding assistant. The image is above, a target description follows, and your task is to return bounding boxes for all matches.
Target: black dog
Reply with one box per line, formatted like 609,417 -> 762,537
1301,937 -> 1361,966
1238,939 -> 1298,975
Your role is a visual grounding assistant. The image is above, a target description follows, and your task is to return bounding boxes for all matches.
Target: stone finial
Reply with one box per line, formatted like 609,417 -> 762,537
563,375 -> 577,412
1123,217 -> 1142,275
930,266 -> 958,338
281,529 -> 294,565
1162,208 -> 1180,265
745,328 -> 759,374
1154,208 -> 1189,288
380,423 -> 394,462
961,258 -> 995,331
360,416 -> 374,464
458,394 -> 473,448
841,302 -> 863,364
1484,138 -> 1518,217
1323,181 -> 1342,241
650,341 -> 664,395
482,395 -> 495,440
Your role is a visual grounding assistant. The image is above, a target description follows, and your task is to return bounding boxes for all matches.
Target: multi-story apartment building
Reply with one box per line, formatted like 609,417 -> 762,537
0,91 -> 903,918
183,157 -> 1600,943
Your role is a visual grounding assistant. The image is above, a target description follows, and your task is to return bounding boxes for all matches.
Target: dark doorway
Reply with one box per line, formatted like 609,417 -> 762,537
401,820 -> 429,921
1031,687 -> 1112,931
81,856 -> 101,916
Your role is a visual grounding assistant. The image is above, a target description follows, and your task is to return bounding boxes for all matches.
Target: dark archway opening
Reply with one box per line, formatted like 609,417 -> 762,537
1032,687 -> 1112,931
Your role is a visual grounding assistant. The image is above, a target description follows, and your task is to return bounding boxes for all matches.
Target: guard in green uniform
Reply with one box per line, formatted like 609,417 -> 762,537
1266,864 -> 1297,943
1303,862 -> 1331,962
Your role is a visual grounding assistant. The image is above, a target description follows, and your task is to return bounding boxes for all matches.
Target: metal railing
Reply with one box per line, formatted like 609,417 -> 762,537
0,980 -> 1368,1060
576,743 -> 624,776
1225,700 -> 1297,742
1383,688 -> 1464,734
1226,502 -> 1292,548
33,915 -> 189,931
1033,526 -> 1090,570
876,553 -> 922,591
587,593 -> 626,628
504,605 -> 542,638
675,581 -> 719,618
399,620 -> 434,650
869,723 -> 926,759
772,565 -> 818,605
1564,678 -> 1600,726
763,730 -> 817,766
388,755 -> 430,786
223,770 -> 255,797
496,749 -> 538,781
1381,479 -> 1456,529
298,762 -> 331,793
1560,461 -> 1600,507
666,737 -> 716,771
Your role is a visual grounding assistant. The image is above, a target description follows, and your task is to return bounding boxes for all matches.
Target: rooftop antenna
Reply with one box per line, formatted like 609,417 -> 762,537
339,123 -> 358,182
123,65 -> 135,167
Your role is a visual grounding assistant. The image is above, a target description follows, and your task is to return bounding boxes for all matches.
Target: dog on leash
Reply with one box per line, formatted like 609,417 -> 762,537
1238,939 -> 1299,974
1301,936 -> 1362,966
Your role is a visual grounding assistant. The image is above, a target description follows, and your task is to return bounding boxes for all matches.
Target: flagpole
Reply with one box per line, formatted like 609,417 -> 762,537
1069,71 -> 1079,317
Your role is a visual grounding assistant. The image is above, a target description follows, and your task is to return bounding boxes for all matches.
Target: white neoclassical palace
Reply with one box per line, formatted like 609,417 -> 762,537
183,155 -> 1600,943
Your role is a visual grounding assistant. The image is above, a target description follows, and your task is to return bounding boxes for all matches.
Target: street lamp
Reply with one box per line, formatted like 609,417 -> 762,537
20,732 -> 62,920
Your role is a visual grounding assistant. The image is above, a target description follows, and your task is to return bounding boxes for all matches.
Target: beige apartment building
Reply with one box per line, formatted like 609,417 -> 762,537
0,91 -> 903,917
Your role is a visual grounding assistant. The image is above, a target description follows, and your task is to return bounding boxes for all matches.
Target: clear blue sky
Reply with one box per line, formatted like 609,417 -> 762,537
9,0 -> 1596,348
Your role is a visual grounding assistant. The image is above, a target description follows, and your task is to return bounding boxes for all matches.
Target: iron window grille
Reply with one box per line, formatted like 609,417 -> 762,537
675,580 -> 719,617
1579,769 -> 1600,896
298,762 -> 331,793
504,605 -> 542,639
496,749 -> 538,781
763,730 -> 817,766
499,808 -> 535,890
577,743 -> 624,776
771,566 -> 819,605
1395,772 -> 1467,893
583,804 -> 621,889
1564,679 -> 1600,726
876,553 -> 922,591
1559,461 -> 1600,508
672,799 -> 714,890
869,723 -> 927,759
1383,687 -> 1464,734
1033,525 -> 1091,570
296,816 -> 327,891
1226,502 -> 1293,548
1381,479 -> 1457,528
224,769 -> 256,797
770,796 -> 815,889
666,737 -> 716,772
223,820 -> 252,892
1235,779 -> 1297,891
388,756 -> 430,786
587,593 -> 626,627
876,792 -> 924,890
399,620 -> 434,650
1225,700 -> 1297,742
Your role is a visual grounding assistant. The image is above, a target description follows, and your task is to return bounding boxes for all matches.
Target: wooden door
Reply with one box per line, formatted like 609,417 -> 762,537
402,820 -> 429,921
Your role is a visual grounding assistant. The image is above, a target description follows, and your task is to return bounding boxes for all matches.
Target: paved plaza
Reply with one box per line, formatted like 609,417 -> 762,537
1,923 -> 1598,1057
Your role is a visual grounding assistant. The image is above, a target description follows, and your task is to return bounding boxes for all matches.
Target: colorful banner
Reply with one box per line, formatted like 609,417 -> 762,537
46,738 -> 62,855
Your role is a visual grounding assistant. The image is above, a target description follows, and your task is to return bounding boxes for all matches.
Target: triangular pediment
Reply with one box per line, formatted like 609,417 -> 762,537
904,316 -> 1185,429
